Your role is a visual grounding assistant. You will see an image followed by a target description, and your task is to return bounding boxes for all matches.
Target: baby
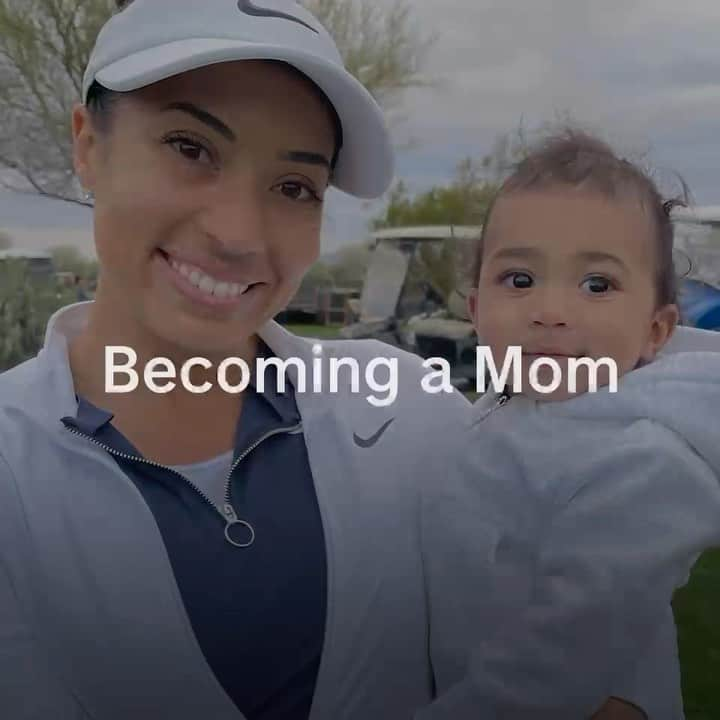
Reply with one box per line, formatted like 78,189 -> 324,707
418,129 -> 720,719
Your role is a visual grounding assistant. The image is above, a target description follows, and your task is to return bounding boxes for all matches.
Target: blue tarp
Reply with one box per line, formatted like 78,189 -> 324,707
679,278 -> 720,330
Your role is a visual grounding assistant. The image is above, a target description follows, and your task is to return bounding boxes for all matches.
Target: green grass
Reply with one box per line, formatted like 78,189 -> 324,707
673,548 -> 720,719
284,320 -> 720,715
282,323 -> 343,339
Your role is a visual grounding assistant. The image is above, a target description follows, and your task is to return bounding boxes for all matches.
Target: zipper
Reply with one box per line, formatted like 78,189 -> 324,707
219,422 -> 302,547
472,389 -> 511,425
62,420 -> 303,548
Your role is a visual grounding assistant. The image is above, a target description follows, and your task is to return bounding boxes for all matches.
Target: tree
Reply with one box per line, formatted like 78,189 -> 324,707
370,156 -> 497,299
0,258 -> 76,370
0,0 -> 115,203
372,158 -> 498,230
49,243 -> 98,283
303,0 -> 434,110
0,0 -> 434,204
479,120 -> 532,183
368,125 -> 536,300
324,240 -> 373,287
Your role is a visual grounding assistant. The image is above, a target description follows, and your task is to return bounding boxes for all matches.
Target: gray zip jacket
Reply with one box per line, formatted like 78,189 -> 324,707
0,301 -> 468,720
418,336 -> 720,720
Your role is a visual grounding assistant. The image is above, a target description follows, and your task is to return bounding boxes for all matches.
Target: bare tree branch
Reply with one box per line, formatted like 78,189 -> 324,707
0,0 -> 433,207
0,0 -> 113,201
303,0 -> 436,109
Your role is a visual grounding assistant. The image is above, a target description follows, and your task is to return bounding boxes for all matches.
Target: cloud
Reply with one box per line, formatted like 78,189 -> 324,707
386,0 -> 720,205
311,0 -> 720,250
4,1 -> 720,251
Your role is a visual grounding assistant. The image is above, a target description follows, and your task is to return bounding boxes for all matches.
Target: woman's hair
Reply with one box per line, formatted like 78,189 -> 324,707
471,127 -> 688,307
86,2 -> 344,171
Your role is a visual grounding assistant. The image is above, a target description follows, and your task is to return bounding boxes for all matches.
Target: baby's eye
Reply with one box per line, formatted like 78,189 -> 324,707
501,271 -> 533,289
581,275 -> 613,294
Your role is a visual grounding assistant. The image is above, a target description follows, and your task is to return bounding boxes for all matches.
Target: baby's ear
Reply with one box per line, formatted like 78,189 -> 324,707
641,303 -> 680,362
467,288 -> 479,325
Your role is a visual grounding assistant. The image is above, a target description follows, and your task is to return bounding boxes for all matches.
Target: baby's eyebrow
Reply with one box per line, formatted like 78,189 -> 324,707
488,246 -> 541,261
575,251 -> 628,271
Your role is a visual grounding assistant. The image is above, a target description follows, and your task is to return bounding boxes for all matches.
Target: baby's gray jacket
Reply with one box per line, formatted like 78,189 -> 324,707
420,342 -> 720,720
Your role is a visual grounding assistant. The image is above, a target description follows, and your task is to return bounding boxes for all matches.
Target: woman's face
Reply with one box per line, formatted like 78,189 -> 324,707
72,60 -> 336,358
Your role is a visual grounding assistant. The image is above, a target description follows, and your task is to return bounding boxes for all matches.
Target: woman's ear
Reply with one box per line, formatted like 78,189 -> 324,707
71,104 -> 97,194
640,303 -> 680,363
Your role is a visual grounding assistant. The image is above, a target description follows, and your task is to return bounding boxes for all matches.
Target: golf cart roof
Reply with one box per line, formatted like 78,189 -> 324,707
671,205 -> 720,228
0,248 -> 53,259
369,225 -> 481,242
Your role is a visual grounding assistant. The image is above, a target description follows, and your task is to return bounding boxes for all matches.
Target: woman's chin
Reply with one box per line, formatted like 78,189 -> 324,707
138,303 -> 257,361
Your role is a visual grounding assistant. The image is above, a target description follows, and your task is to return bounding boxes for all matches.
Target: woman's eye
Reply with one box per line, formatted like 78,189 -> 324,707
275,181 -> 320,203
175,141 -> 210,163
501,271 -> 533,289
164,135 -> 214,165
581,275 -> 612,294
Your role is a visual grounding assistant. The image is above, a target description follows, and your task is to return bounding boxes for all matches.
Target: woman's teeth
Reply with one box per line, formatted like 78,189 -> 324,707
168,256 -> 249,299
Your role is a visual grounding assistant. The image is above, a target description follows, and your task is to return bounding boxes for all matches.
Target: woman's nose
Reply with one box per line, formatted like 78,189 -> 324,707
197,180 -> 267,256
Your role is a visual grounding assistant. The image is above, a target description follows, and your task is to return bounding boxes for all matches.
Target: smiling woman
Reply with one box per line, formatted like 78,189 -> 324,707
0,2 -> 479,720
1,2 -> 719,720
73,59 -> 340,362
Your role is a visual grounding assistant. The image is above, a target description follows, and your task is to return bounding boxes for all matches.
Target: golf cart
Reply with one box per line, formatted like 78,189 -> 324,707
339,225 -> 481,388
672,205 -> 720,330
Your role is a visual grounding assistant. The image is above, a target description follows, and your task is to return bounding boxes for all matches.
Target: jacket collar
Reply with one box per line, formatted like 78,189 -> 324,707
42,300 -> 319,361
39,301 -> 320,424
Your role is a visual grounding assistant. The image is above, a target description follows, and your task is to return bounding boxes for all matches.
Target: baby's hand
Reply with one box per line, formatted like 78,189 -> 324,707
590,697 -> 647,720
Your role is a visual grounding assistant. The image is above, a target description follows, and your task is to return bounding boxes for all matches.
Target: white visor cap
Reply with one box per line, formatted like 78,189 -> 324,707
82,0 -> 394,199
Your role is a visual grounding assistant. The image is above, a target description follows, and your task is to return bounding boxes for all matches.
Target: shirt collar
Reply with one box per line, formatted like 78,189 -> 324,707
44,302 -> 300,429
248,339 -> 300,425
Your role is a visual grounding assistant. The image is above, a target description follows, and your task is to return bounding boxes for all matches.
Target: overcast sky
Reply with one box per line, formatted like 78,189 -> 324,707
2,0 -> 719,254
329,0 -> 720,251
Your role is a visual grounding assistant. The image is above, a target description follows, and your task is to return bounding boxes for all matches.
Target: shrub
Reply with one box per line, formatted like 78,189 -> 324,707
0,259 -> 76,372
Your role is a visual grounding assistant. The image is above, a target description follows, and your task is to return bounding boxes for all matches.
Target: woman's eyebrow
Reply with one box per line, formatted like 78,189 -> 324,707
160,102 -> 236,142
278,150 -> 330,169
159,102 -> 331,168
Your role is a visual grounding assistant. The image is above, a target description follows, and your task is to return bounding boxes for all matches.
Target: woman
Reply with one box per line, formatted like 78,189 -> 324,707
0,2 -> 713,719
0,1 -> 468,718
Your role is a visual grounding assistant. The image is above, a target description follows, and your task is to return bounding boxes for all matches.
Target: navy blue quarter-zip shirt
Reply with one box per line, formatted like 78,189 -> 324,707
61,345 -> 327,720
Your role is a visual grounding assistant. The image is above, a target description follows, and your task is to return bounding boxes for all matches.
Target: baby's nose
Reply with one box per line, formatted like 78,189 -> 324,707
529,294 -> 569,327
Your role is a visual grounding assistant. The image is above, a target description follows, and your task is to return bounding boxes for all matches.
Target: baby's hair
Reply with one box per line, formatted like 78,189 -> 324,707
471,127 -> 688,307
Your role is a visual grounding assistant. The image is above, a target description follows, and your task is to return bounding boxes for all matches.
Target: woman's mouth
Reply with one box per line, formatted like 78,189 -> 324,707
155,250 -> 261,308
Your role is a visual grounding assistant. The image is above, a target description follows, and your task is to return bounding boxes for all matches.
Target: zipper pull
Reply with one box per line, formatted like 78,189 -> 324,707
223,504 -> 255,548
496,385 -> 512,407
223,503 -> 239,522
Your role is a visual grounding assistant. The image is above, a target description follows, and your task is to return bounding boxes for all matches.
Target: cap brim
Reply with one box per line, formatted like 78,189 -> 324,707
88,38 -> 394,199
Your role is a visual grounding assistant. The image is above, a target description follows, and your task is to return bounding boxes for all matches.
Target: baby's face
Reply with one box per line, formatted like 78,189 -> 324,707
469,187 -> 678,401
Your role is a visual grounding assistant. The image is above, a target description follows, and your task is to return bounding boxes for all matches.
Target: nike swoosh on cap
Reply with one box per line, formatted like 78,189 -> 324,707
237,0 -> 319,34
353,418 -> 395,449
